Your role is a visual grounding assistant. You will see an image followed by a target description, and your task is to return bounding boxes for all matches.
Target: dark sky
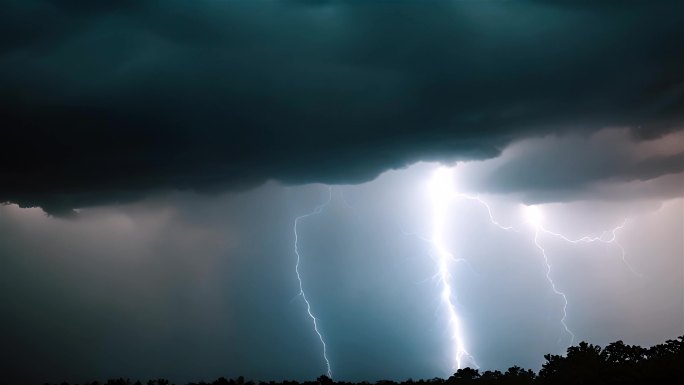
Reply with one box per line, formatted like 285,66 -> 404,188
1,1 -> 683,385
2,0 -> 683,213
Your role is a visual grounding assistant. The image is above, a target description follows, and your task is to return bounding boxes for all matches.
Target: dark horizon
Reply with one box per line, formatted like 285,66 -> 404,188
41,335 -> 684,385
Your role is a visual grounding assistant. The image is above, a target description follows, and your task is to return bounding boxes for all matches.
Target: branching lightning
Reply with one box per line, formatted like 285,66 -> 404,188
456,189 -> 634,346
455,193 -> 516,232
525,206 -> 575,344
524,207 -> 638,344
290,166 -> 636,376
294,186 -> 333,378
424,165 -> 636,367
536,219 -> 639,277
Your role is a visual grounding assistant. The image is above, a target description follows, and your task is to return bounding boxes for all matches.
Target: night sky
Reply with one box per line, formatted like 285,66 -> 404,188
1,1 -> 683,385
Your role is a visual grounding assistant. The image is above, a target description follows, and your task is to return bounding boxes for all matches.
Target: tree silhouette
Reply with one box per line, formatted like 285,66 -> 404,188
317,375 -> 333,385
500,366 -> 534,385
447,368 -> 480,383
539,342 -> 603,384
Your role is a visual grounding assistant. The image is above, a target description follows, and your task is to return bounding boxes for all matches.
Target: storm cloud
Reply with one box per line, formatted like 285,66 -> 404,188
2,0 -> 684,214
454,128 -> 684,203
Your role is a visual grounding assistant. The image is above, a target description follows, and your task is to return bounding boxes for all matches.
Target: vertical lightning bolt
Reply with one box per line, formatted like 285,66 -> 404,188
294,187 -> 333,378
428,167 -> 477,370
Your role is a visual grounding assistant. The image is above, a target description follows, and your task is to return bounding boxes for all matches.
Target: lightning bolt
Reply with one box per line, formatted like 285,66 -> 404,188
291,166 -> 636,376
528,213 -> 576,345
455,193 -> 516,232
537,219 -> 640,277
455,194 -> 633,346
428,167 -> 477,370
525,208 -> 638,344
424,164 -> 637,365
294,186 -> 333,378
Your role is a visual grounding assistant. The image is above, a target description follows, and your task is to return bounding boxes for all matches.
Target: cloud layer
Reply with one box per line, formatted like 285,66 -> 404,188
2,1 -> 683,213
455,128 -> 684,203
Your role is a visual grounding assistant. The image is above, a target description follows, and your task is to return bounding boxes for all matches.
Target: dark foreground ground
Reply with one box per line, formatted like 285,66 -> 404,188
45,336 -> 682,385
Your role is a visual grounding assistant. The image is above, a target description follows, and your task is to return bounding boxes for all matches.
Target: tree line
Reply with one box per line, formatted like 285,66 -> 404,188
45,335 -> 683,385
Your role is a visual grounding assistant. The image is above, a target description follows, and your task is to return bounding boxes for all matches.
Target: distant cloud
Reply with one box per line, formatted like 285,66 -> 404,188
456,128 -> 684,203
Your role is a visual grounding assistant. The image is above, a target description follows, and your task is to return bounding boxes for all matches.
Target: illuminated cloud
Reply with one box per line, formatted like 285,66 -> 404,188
455,128 -> 684,203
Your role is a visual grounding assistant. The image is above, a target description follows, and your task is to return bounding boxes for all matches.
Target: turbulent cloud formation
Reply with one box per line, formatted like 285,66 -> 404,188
454,128 -> 684,203
2,0 -> 684,213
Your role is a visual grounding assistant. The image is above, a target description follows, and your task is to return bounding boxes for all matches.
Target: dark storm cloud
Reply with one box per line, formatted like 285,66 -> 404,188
2,0 -> 684,214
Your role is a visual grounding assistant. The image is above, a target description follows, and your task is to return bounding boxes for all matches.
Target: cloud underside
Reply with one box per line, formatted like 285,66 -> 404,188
457,128 -> 684,203
1,1 -> 683,214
